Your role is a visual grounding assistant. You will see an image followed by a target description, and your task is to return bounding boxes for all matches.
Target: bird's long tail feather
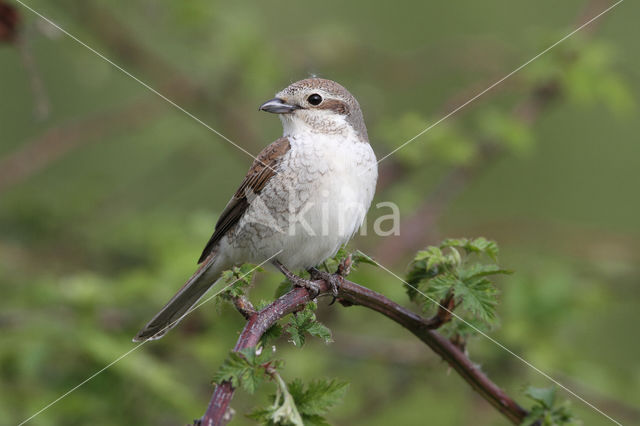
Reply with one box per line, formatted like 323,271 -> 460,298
133,254 -> 225,342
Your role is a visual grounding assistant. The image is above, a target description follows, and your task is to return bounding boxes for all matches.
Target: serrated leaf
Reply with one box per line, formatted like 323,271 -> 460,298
288,378 -> 349,416
221,263 -> 262,299
454,278 -> 498,322
408,238 -> 504,331
458,264 -> 511,281
525,386 -> 557,409
414,250 -> 432,261
286,325 -> 306,347
425,273 -> 456,303
285,303 -> 332,347
212,351 -> 248,389
448,247 -> 462,266
426,247 -> 445,270
469,237 -> 499,259
260,323 -> 284,346
306,322 -> 333,344
212,346 -> 275,394
441,238 -> 469,248
523,386 -> 577,425
248,377 -> 348,426
405,259 -> 437,301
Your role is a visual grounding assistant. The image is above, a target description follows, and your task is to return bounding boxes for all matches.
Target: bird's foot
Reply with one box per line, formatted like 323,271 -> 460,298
274,261 -> 321,299
308,267 -> 343,299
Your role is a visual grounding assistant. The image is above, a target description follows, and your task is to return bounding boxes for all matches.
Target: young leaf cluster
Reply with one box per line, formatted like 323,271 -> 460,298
248,377 -> 349,426
212,346 -> 281,394
522,386 -> 578,426
322,246 -> 378,274
406,237 -> 509,332
285,302 -> 332,347
220,263 -> 262,299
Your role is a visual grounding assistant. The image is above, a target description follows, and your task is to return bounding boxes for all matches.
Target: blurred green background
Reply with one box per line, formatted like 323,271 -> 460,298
1,0 -> 638,424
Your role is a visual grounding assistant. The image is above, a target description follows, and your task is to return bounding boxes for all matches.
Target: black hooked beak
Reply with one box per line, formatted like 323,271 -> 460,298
259,98 -> 299,114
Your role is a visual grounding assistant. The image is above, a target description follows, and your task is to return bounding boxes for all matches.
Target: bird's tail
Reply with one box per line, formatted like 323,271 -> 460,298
133,253 -> 227,342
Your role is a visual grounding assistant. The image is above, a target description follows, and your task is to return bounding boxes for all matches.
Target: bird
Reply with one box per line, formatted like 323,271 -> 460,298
134,78 -> 378,342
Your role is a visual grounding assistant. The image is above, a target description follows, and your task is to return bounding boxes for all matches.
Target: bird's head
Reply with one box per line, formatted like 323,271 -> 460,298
259,78 -> 368,142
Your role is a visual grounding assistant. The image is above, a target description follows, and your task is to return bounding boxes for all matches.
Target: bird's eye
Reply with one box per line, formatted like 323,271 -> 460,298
307,94 -> 323,106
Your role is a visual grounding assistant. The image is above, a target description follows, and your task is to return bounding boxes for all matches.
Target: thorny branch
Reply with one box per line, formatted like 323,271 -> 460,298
197,260 -> 528,426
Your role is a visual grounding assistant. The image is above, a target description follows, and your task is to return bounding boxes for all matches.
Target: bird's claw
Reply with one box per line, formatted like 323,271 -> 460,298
308,268 -> 343,300
297,279 -> 321,299
288,273 -> 320,299
273,261 -> 321,299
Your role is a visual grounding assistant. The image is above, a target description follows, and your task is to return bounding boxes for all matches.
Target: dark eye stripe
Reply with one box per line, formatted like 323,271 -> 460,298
315,99 -> 348,114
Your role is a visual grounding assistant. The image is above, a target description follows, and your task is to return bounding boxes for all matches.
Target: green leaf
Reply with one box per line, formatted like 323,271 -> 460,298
523,386 -> 578,425
406,237 -> 504,329
220,263 -> 263,299
285,302 -> 332,347
248,377 -> 348,426
424,273 -> 456,304
288,378 -> 349,416
458,264 -> 511,281
212,346 -> 276,394
454,277 -> 498,322
426,246 -> 446,270
405,259 -> 437,301
525,386 -> 557,409
306,322 -> 333,344
442,237 -> 499,260
260,323 -> 284,346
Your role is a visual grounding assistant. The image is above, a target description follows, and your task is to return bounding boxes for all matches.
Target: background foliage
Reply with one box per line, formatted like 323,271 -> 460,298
1,0 -> 638,424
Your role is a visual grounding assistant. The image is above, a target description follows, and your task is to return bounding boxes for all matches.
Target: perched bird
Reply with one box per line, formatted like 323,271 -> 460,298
134,78 -> 378,341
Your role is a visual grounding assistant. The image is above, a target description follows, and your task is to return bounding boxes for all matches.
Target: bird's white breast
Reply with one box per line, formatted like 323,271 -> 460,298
279,130 -> 377,269
224,126 -> 377,271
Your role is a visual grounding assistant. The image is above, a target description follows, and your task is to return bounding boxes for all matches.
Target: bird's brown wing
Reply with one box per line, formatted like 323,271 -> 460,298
197,137 -> 291,263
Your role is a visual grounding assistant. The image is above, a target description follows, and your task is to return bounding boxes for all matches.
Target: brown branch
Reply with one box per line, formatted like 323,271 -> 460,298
0,1 -> 19,43
198,275 -> 528,426
231,295 -> 257,320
